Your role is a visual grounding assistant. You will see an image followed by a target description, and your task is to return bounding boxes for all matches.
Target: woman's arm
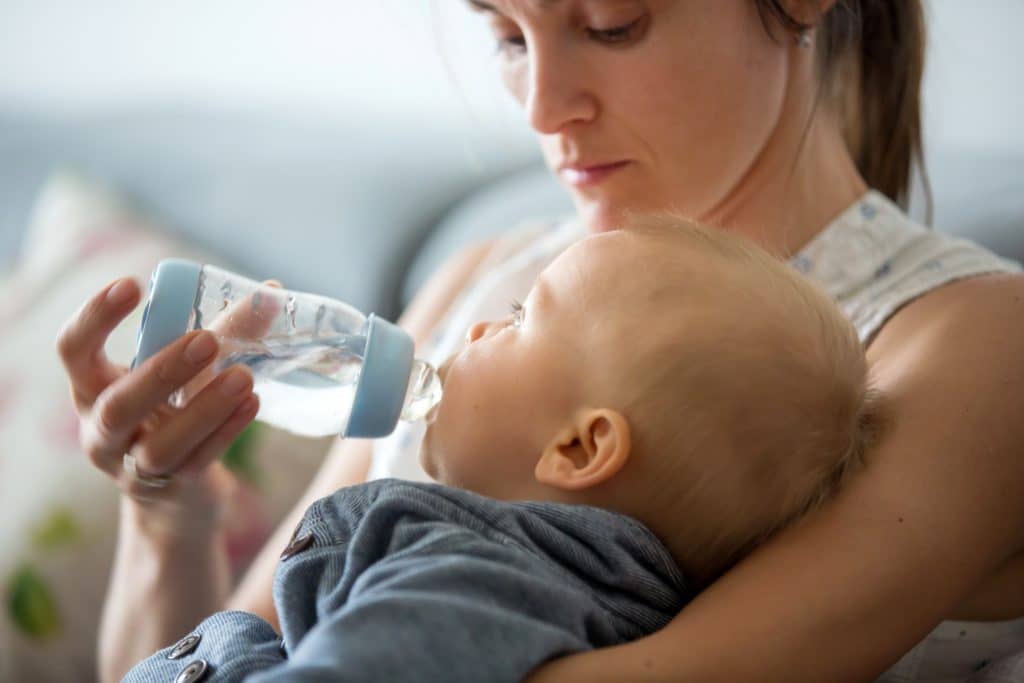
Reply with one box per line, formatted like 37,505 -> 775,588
226,237 -> 499,630
529,273 -> 1024,683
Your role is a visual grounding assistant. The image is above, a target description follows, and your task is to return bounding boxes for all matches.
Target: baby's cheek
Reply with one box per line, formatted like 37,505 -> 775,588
418,428 -> 438,479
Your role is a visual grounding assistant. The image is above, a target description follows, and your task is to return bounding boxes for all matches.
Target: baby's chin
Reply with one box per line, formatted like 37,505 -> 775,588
418,432 -> 461,488
417,438 -> 441,482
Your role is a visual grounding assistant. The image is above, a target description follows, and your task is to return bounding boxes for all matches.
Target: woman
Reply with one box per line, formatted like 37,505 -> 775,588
58,1 -> 1024,681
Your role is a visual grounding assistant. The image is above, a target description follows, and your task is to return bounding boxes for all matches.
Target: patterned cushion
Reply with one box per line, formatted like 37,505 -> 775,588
0,170 -> 332,681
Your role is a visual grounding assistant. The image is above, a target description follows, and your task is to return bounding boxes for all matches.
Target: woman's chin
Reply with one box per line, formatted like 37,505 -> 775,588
575,197 -> 629,234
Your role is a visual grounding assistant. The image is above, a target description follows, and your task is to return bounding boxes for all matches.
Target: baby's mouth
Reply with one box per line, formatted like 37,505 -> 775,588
437,355 -> 455,385
423,399 -> 442,426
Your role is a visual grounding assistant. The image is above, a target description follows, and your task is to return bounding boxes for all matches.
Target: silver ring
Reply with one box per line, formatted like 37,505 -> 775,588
123,453 -> 172,489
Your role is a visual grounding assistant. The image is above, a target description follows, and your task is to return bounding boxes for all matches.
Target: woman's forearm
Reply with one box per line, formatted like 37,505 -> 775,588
98,499 -> 230,683
227,437 -> 373,629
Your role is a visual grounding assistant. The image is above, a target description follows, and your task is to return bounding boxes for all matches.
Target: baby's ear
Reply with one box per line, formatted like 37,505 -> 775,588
535,409 -> 631,491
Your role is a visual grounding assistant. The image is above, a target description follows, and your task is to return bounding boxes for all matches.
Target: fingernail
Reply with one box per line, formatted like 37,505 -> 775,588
220,368 -> 251,396
106,279 -> 134,305
185,333 -> 217,364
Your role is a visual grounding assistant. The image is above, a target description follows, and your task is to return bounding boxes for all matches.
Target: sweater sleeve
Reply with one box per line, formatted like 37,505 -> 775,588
248,528 -> 604,683
121,610 -> 285,682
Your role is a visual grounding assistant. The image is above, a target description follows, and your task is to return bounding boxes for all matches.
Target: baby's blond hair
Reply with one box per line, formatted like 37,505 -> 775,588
586,216 -> 882,587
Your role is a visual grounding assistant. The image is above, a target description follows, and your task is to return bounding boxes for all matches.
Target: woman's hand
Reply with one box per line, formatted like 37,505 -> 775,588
56,277 -> 260,537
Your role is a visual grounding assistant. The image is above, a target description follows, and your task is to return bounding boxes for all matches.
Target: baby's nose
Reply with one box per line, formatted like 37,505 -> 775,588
465,321 -> 490,344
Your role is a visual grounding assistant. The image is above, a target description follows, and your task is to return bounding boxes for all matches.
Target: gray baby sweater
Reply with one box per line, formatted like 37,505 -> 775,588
124,479 -> 688,682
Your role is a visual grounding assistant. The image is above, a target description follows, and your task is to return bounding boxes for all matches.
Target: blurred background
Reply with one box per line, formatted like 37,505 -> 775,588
1,2 -> 1022,680
2,0 -> 1024,314
2,0 -> 1022,150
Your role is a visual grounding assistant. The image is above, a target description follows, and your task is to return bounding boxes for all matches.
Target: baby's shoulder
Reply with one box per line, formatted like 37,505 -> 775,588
320,479 -> 518,550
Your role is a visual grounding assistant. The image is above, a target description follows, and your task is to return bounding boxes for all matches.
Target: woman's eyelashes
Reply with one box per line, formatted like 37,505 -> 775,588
493,17 -> 647,57
587,17 -> 646,44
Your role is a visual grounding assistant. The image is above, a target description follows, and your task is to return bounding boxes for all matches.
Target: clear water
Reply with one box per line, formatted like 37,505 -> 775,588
214,335 -> 441,438
402,359 -> 444,423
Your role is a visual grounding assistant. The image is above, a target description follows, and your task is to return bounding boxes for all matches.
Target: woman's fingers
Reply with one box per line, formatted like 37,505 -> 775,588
178,279 -> 282,402
81,330 -> 222,474
208,280 -> 285,342
177,393 -> 261,479
130,365 -> 255,477
57,278 -> 142,409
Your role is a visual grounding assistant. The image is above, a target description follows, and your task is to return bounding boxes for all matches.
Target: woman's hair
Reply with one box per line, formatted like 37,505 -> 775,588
755,0 -> 928,212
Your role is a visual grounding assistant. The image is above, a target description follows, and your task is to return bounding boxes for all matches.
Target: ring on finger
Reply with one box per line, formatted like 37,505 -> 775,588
123,453 -> 173,489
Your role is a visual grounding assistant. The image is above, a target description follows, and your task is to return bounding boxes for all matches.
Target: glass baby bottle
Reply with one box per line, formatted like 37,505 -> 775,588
132,259 -> 442,438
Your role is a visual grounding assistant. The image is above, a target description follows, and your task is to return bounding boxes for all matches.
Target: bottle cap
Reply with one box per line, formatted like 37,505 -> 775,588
133,259 -> 203,370
346,314 -> 414,438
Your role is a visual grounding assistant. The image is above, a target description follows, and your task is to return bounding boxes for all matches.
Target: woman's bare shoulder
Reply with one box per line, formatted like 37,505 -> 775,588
866,271 -> 1024,547
867,271 -> 1024,378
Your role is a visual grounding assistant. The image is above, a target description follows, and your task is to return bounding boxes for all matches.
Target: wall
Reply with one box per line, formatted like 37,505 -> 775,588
0,1 -> 1021,154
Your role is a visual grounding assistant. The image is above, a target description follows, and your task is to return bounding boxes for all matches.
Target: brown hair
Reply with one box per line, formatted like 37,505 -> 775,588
755,0 -> 929,213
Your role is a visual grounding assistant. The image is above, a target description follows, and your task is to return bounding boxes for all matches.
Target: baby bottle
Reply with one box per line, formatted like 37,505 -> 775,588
132,259 -> 442,438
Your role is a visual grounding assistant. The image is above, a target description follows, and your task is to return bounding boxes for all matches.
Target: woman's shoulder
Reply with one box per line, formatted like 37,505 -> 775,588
864,270 -> 1024,502
872,268 -> 1024,357
793,190 -> 1022,343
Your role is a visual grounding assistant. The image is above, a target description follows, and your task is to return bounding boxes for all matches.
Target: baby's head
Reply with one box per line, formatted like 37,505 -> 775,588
422,217 -> 878,586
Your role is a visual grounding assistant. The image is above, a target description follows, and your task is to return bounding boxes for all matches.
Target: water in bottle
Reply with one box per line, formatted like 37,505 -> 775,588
133,259 -> 442,438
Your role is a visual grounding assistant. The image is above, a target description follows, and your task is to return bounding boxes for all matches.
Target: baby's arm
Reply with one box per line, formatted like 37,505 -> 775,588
123,481 -> 602,683
126,544 -> 587,683
247,533 -> 593,683
121,611 -> 285,682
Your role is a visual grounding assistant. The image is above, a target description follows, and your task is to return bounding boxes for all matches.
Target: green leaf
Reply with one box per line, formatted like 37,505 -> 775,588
31,507 -> 80,549
222,422 -> 264,487
5,566 -> 60,639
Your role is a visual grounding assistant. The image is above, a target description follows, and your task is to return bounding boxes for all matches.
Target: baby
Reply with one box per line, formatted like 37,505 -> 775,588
126,218 -> 879,683
422,216 -> 879,588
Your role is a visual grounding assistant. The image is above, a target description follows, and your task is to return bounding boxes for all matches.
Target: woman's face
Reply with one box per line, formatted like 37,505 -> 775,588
471,0 -> 793,232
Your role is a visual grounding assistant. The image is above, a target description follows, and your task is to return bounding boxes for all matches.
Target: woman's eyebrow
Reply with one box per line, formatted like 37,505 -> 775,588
467,0 -> 499,13
467,0 -> 562,13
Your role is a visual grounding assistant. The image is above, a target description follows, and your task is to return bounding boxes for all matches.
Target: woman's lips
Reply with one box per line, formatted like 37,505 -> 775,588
559,161 -> 630,188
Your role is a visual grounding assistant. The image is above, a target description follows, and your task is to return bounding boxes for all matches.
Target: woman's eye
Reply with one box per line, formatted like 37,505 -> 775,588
493,18 -> 645,57
587,18 -> 644,44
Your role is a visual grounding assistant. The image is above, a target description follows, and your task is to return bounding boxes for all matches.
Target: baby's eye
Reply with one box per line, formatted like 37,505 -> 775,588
495,35 -> 526,58
508,299 -> 525,328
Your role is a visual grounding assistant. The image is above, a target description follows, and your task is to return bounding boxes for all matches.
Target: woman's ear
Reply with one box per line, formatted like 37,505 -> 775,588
535,409 -> 631,491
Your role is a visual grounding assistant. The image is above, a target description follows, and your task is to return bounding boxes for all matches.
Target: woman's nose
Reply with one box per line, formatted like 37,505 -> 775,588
466,321 -> 491,344
522,43 -> 598,134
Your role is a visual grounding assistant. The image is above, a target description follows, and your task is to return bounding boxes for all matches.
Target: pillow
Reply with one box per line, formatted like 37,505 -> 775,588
0,170 -> 333,682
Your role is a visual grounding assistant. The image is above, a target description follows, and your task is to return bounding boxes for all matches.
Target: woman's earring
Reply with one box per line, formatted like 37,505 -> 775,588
797,29 -> 812,49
